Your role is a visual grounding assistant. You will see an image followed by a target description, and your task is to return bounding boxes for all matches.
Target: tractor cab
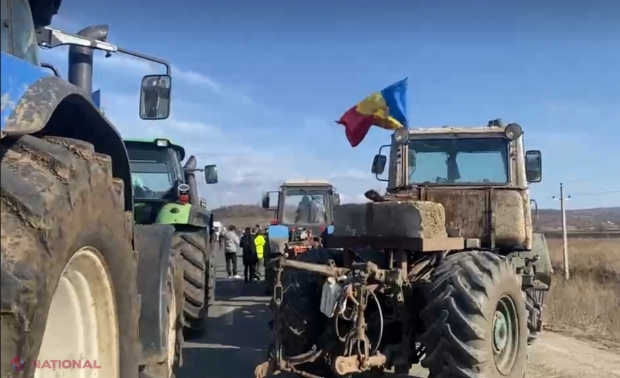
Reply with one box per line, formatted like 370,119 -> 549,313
262,179 -> 340,256
370,120 -> 543,252
125,138 -> 218,224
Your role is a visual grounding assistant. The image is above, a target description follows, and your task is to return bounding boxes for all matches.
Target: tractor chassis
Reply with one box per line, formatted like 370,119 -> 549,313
254,241 -> 445,378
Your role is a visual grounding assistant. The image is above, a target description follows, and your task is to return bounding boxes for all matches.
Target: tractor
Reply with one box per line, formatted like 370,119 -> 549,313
1,1 -> 195,377
125,138 -> 219,338
261,179 -> 339,293
256,121 -> 553,378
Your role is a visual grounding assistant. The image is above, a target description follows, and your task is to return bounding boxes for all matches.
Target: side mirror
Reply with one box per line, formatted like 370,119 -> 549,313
333,193 -> 340,205
140,74 -> 171,120
204,165 -> 218,184
261,192 -> 270,209
371,154 -> 387,175
525,150 -> 542,183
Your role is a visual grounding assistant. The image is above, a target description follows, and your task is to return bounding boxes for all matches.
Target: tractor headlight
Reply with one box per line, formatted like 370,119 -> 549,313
504,123 -> 523,140
156,139 -> 169,147
393,127 -> 410,144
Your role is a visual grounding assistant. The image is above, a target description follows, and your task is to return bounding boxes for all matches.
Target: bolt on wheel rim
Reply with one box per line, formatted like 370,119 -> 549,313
35,247 -> 119,378
493,294 -> 520,375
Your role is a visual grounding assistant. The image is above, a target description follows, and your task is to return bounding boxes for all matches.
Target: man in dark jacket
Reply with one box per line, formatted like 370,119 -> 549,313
240,227 -> 258,282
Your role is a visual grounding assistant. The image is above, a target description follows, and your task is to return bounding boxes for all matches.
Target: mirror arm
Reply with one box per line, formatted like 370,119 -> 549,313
117,46 -> 171,76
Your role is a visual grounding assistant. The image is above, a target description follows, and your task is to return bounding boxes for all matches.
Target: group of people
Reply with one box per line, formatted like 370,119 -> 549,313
220,224 -> 266,282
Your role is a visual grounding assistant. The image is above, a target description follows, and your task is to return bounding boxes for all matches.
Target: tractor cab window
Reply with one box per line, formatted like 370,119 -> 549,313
280,188 -> 331,225
127,146 -> 175,200
0,0 -> 40,65
408,138 -> 509,185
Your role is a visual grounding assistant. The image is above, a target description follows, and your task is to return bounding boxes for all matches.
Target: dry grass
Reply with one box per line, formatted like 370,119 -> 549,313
545,237 -> 620,341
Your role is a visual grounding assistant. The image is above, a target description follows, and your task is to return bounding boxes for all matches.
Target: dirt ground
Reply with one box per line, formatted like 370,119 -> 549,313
184,254 -> 620,378
405,331 -> 620,377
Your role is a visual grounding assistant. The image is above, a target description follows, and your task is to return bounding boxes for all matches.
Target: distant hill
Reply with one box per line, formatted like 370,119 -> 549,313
212,204 -> 620,233
211,205 -> 273,229
535,207 -> 620,232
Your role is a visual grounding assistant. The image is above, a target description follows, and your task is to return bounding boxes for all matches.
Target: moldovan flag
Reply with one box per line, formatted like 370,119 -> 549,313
337,78 -> 408,147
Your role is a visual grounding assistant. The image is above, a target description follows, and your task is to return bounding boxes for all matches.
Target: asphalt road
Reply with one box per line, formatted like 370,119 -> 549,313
178,251 -> 273,378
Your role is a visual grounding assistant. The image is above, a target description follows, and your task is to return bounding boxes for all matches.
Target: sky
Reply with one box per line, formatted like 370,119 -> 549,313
40,0 -> 620,209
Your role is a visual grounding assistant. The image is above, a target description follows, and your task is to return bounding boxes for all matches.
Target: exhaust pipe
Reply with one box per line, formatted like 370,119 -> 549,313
68,25 -> 109,93
183,156 -> 200,206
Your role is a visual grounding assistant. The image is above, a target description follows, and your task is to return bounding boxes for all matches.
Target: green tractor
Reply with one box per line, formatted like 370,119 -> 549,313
125,138 -> 219,338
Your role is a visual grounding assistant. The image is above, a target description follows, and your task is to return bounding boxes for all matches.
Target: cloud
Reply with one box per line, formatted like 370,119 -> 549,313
99,91 -> 377,206
37,43 -> 389,207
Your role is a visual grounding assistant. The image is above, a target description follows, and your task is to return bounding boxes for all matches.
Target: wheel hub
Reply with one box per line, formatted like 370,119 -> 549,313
36,247 -> 119,378
493,310 -> 509,353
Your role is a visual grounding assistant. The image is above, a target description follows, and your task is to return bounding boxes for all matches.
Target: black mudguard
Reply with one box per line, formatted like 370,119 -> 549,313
187,204 -> 214,230
135,224 -> 176,365
4,75 -> 133,211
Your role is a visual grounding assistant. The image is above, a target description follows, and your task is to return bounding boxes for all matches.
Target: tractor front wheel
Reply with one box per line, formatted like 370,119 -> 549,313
420,251 -> 528,378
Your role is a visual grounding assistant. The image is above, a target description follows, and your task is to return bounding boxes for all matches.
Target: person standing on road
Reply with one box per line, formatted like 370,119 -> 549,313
222,225 -> 241,279
254,229 -> 266,281
240,227 -> 258,282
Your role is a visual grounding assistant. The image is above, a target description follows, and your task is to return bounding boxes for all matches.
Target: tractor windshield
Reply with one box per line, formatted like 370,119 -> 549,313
281,188 -> 331,225
127,146 -> 175,200
408,138 -> 509,185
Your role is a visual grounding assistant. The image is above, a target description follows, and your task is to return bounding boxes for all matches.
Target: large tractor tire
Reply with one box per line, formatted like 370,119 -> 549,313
420,251 -> 528,378
173,230 -> 212,338
140,252 -> 182,378
271,249 -> 343,361
0,136 -> 140,378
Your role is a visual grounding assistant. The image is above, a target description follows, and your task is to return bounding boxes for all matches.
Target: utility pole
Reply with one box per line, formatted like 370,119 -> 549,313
559,183 -> 570,280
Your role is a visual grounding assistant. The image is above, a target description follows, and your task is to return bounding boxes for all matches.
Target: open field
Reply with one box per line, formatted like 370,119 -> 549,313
546,237 -> 620,342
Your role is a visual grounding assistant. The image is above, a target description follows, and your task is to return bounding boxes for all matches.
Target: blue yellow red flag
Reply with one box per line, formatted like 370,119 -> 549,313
337,78 -> 408,147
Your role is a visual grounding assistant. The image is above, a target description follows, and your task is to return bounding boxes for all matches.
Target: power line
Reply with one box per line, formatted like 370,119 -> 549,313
562,176 -> 620,185
548,188 -> 620,200
565,189 -> 620,197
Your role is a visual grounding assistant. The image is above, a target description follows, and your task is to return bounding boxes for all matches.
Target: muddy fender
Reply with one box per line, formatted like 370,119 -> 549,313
135,224 -> 176,365
532,232 -> 553,288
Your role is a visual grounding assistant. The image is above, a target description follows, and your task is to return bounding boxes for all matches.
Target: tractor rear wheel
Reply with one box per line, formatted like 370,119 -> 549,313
271,249 -> 343,370
173,230 -> 211,338
0,136 -> 140,378
420,251 -> 528,378
139,251 -> 181,378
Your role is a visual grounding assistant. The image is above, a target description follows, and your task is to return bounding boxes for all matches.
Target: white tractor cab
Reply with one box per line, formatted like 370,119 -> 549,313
370,120 -> 545,252
261,179 -> 340,294
370,119 -> 552,301
262,179 -> 340,236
